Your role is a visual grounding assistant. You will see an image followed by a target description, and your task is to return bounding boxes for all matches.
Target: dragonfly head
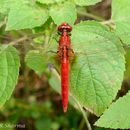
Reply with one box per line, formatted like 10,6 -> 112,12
58,22 -> 72,33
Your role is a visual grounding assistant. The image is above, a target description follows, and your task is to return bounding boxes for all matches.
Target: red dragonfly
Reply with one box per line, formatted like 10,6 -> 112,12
57,23 -> 74,112
56,22 -> 125,113
15,22 -> 125,113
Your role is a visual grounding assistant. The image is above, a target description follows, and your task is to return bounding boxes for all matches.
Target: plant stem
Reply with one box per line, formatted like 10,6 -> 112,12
101,19 -> 114,25
9,36 -> 28,45
78,118 -> 85,130
73,97 -> 92,130
79,106 -> 92,130
77,10 -> 104,21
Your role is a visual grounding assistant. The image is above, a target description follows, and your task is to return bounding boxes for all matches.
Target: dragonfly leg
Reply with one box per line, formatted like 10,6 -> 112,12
66,47 -> 75,61
54,37 -> 59,43
67,47 -> 74,57
68,32 -> 71,36
57,49 -> 63,58
58,32 -> 62,35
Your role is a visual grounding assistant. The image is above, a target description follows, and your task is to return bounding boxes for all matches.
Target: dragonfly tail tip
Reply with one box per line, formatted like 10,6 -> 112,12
63,106 -> 67,113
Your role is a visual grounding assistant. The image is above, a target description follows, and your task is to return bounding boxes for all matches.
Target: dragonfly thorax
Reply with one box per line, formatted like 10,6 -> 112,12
59,34 -> 71,46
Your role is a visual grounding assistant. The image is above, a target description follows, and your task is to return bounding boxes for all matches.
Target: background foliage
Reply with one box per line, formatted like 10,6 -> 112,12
0,0 -> 130,130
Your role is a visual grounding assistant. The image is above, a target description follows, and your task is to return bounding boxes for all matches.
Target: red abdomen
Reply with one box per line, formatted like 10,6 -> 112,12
61,59 -> 69,112
58,22 -> 73,112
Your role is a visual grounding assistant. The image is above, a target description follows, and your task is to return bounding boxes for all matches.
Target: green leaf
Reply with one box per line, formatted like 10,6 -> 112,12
0,45 -> 20,106
0,0 -> 8,13
95,91 -> 130,129
49,1 -> 77,25
113,22 -> 130,45
112,0 -> 130,23
25,50 -> 48,73
0,0 -> 14,14
6,3 -> 49,30
70,21 -> 125,116
112,0 -> 130,45
74,0 -> 102,6
36,0 -> 65,4
48,68 -> 61,93
0,0 -> 29,14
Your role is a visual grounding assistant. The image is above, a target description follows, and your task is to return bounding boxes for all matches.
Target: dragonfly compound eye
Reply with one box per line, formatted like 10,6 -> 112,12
58,22 -> 72,33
